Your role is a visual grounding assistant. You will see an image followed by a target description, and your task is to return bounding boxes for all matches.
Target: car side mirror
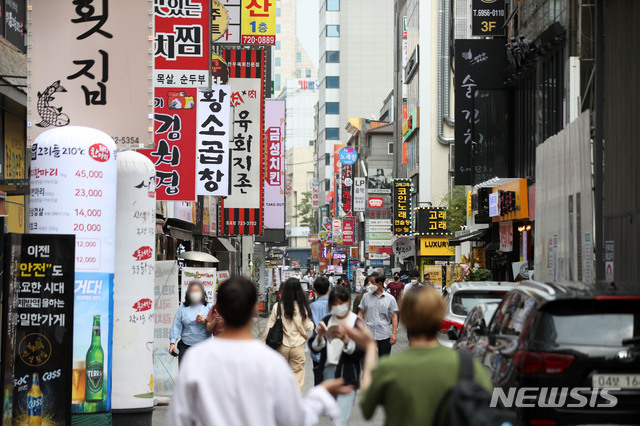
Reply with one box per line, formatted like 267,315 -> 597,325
447,326 -> 460,341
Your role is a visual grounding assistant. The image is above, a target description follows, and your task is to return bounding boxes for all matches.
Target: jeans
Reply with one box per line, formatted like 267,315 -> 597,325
323,365 -> 356,426
377,338 -> 392,356
177,340 -> 191,365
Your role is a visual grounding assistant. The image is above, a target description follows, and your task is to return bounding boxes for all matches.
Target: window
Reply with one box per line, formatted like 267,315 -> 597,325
326,76 -> 339,88
295,69 -> 301,78
326,25 -> 339,37
296,52 -> 301,62
275,57 -> 281,67
325,179 -> 331,191
276,7 -> 281,17
388,142 -> 394,155
326,102 -> 339,114
326,51 -> 340,63
306,69 -> 311,78
325,153 -> 331,165
276,41 -> 281,50
327,0 -> 340,11
275,74 -> 281,91
276,24 -> 281,34
326,128 -> 339,140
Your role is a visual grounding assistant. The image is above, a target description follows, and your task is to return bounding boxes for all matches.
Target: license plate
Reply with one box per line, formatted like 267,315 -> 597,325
592,374 -> 640,389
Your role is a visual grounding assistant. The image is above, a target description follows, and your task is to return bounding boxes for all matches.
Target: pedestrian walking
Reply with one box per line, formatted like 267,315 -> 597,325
168,276 -> 353,426
403,269 -> 424,295
169,280 -> 212,364
267,278 -> 315,389
387,273 -> 405,302
352,272 -> 378,315
205,282 -> 226,337
309,285 -> 365,426
347,286 -> 492,426
358,275 -> 399,356
309,276 -> 331,385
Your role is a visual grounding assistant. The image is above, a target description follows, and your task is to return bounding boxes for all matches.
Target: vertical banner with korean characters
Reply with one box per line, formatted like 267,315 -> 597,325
392,179 -> 413,236
219,49 -> 265,235
154,0 -> 210,88
340,164 -> 353,217
29,127 -> 118,415
311,181 -> 320,209
342,217 -> 357,246
181,267 -> 218,305
264,100 -> 286,229
353,177 -> 366,212
153,261 -> 179,397
1,234 -> 75,426
27,0 -> 153,148
112,152 -> 156,410
139,88 -> 198,201
197,86 -> 231,196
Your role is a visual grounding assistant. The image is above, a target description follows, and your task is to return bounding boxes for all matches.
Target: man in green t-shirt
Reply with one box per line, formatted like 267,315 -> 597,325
346,286 -> 492,426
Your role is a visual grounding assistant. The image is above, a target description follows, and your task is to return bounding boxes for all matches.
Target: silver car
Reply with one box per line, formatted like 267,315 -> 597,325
437,281 -> 518,348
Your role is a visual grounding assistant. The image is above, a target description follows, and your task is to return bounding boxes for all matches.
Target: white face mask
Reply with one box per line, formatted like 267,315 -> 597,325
367,284 -> 377,293
189,292 -> 203,304
331,304 -> 349,318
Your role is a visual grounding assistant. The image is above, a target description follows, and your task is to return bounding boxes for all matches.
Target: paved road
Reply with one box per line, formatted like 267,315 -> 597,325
152,297 -> 408,425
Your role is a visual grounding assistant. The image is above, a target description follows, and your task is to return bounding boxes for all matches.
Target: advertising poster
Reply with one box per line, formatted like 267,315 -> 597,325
182,267 -> 218,305
421,264 -> 444,290
342,217 -> 356,246
154,0 -> 211,87
368,169 -> 392,194
153,261 -> 179,397
311,181 -> 320,209
339,164 -> 353,217
1,234 -> 75,425
392,179 -> 412,236
219,49 -> 265,235
353,177 -> 366,212
27,0 -> 153,148
139,87 -> 198,201
196,86 -> 231,196
29,127 -> 118,415
202,196 -> 218,236
264,100 -> 286,229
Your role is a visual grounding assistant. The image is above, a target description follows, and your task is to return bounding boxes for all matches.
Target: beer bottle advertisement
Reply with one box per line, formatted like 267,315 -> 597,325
0,234 -> 75,425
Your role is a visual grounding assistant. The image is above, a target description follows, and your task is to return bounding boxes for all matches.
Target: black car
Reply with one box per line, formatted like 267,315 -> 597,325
458,281 -> 640,426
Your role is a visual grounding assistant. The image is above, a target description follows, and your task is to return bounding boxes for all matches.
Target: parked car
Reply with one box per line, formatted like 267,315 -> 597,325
466,281 -> 640,426
451,301 -> 500,358
437,281 -> 518,348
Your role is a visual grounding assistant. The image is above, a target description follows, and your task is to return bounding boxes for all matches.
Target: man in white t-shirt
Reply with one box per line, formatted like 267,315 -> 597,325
403,269 -> 424,295
168,276 -> 352,426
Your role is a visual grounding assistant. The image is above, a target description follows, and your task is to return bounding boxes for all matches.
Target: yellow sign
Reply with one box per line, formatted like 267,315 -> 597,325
467,191 -> 472,217
211,0 -> 230,42
492,178 -> 529,222
5,113 -> 25,179
421,264 -> 443,288
419,237 -> 455,257
241,0 -> 276,45
6,196 -> 25,233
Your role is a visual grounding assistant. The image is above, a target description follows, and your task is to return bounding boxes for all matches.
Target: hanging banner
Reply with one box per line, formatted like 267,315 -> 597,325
339,164 -> 353,217
153,0 -> 210,87
196,85 -> 231,196
392,179 -> 413,236
202,196 -> 218,236
311,181 -> 320,209
219,49 -> 265,235
264,100 -> 286,229
353,177 -> 366,212
139,87 -> 198,201
29,127 -> 118,415
181,267 -> 218,305
342,216 -> 357,246
1,234 -> 75,426
499,221 -> 513,252
153,261 -> 179,397
112,152 -> 156,410
27,0 -> 153,148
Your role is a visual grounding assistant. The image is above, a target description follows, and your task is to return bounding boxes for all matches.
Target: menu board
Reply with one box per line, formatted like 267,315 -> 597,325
1,234 -> 75,425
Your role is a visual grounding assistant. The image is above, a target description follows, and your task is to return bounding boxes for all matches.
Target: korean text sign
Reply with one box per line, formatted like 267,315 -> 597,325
197,86 -> 231,196
182,267 -> 218,304
264,100 -> 286,229
139,88 -> 198,201
392,179 -> 412,236
2,234 -> 75,426
27,0 -> 153,148
241,0 -> 276,45
154,0 -> 211,87
219,49 -> 265,235
415,207 -> 449,236
153,261 -> 179,396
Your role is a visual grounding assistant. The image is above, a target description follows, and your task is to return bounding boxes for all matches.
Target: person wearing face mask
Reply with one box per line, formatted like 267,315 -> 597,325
402,269 -> 424,296
358,275 -> 399,357
387,273 -> 405,302
170,280 -> 213,364
309,285 -> 365,426
352,273 -> 379,315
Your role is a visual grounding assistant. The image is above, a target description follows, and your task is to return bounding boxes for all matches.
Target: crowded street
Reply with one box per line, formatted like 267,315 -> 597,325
0,0 -> 638,425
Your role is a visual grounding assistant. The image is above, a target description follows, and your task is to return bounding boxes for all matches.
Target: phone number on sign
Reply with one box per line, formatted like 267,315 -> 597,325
225,220 -> 257,226
241,35 -> 275,45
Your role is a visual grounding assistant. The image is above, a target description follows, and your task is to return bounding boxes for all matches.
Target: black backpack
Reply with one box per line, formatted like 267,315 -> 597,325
433,350 -> 518,426
265,302 -> 284,349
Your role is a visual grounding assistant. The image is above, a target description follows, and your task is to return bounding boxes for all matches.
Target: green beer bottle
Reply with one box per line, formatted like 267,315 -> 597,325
85,315 -> 104,402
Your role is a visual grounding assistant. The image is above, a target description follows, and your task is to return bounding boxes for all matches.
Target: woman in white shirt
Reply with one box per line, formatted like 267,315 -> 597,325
310,285 -> 366,426
268,278 -> 315,389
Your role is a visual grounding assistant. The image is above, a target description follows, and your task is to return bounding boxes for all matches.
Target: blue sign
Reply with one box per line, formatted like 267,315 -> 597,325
338,147 -> 358,165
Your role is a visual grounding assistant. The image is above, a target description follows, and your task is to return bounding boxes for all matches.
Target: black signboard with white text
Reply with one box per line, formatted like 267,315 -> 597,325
454,39 -> 507,185
472,0 -> 506,37
1,234 -> 75,425
392,179 -> 412,236
3,0 -> 26,51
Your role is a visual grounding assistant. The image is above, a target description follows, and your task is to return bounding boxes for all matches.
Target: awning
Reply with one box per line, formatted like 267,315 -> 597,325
168,227 -> 192,241
211,237 -> 236,253
448,229 -> 489,246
